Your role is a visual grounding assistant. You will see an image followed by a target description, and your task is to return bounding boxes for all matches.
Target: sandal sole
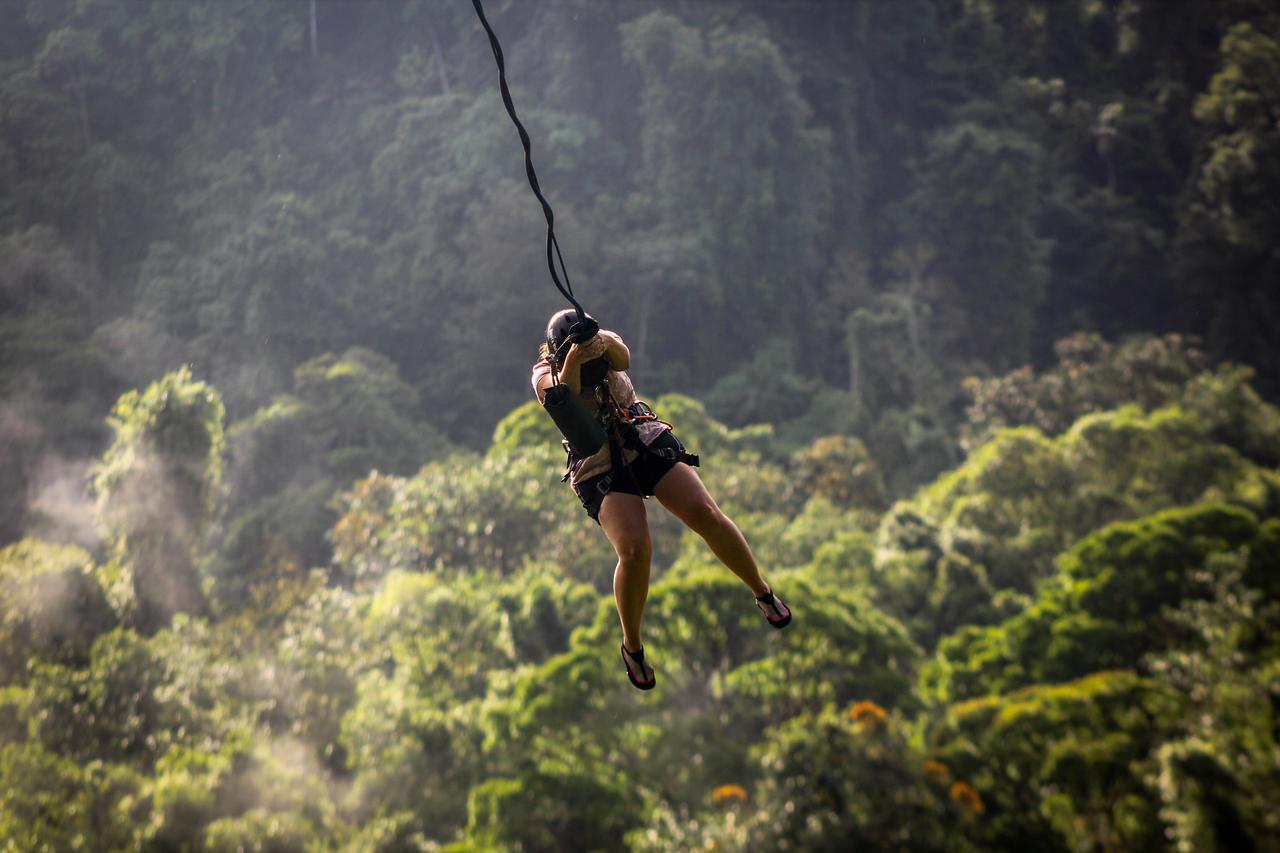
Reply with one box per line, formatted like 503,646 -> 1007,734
621,645 -> 656,690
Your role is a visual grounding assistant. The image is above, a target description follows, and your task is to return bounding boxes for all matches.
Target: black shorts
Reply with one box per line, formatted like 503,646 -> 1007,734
573,431 -> 689,523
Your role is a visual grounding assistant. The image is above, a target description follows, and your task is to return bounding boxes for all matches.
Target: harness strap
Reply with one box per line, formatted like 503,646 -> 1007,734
612,396 -> 699,468
640,443 -> 701,468
618,423 -> 700,469
561,416 -> 699,485
608,426 -> 643,493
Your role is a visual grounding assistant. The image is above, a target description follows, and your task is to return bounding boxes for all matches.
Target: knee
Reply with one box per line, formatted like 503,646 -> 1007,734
616,537 -> 652,566
686,500 -> 724,535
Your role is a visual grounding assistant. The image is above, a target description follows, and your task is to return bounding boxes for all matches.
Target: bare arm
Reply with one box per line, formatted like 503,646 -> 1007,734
599,330 -> 630,371
535,353 -> 582,402
536,331 -> 621,403
534,370 -> 557,404
561,347 -> 587,396
537,335 -> 607,401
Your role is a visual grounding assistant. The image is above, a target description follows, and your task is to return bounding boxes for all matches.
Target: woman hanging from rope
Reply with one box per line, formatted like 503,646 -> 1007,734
532,310 -> 792,690
471,0 -> 788,690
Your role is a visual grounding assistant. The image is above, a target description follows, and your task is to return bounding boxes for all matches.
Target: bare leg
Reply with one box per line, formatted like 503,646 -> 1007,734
653,463 -> 770,597
597,491 -> 652,652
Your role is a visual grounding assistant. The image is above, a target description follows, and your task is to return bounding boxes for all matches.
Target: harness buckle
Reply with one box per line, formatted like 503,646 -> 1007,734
625,401 -> 658,422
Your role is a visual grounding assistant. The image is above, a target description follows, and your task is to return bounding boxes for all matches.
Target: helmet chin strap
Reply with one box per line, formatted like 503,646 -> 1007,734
551,336 -> 573,369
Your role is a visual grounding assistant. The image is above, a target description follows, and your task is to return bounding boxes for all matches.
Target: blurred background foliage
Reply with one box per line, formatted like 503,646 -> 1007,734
3,0 -> 1279,849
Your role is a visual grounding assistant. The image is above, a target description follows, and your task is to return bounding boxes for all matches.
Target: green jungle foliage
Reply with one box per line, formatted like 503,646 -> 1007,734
1,345 -> 1276,849
3,0 -> 1280,849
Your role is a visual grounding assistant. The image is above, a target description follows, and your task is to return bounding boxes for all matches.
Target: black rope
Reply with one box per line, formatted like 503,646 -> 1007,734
471,0 -> 588,323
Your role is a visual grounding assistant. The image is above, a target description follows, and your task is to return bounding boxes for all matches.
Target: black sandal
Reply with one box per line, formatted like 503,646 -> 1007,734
620,644 -> 656,690
755,589 -> 792,629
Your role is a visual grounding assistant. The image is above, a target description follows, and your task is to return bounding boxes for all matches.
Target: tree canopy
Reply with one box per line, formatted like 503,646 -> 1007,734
2,0 -> 1279,848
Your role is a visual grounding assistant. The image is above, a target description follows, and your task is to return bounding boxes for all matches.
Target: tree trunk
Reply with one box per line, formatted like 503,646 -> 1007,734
429,21 -> 451,94
76,85 -> 90,146
635,276 -> 655,383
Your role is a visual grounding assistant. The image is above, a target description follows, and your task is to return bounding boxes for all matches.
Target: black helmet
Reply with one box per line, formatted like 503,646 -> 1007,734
545,309 -> 598,366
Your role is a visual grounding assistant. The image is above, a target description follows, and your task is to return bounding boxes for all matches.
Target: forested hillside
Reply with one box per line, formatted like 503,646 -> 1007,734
2,1 -> 1279,849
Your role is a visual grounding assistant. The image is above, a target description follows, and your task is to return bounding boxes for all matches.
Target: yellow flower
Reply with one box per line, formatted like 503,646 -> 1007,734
711,784 -> 749,806
923,760 -> 950,784
848,699 -> 887,731
950,780 -> 985,815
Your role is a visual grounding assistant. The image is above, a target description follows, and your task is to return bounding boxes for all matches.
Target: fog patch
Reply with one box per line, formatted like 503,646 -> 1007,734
0,399 -> 42,449
92,316 -> 186,394
1,399 -> 49,543
96,448 -> 209,629
26,454 -> 99,550
203,732 -> 342,845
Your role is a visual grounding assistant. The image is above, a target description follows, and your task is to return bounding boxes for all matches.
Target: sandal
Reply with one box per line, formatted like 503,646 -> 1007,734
755,589 -> 792,629
620,644 -> 656,690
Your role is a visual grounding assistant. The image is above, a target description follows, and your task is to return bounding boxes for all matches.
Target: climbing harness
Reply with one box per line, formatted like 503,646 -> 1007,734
470,0 -> 597,341
604,396 -> 700,483
560,381 -> 700,499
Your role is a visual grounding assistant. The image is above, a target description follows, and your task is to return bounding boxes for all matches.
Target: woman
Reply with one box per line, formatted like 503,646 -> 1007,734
532,309 -> 791,690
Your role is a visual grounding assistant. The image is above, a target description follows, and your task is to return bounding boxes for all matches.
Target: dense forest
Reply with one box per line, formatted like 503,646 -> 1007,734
2,0 -> 1279,849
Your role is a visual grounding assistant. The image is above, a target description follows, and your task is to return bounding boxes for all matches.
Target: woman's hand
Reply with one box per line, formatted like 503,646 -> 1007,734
559,333 -> 625,393
565,334 -> 607,366
557,335 -> 603,394
578,335 -> 609,361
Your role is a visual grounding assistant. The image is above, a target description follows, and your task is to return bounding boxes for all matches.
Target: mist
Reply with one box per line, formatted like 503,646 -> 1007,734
2,1 -> 1279,849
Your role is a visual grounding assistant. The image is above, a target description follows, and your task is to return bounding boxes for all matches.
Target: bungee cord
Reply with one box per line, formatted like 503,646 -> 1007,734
470,0 -> 595,335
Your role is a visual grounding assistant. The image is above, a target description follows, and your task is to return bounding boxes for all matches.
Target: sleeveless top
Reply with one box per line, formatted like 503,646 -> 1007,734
530,360 -> 670,486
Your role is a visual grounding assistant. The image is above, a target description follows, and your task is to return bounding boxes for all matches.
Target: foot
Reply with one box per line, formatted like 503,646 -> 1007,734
620,643 -> 656,690
755,588 -> 792,629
